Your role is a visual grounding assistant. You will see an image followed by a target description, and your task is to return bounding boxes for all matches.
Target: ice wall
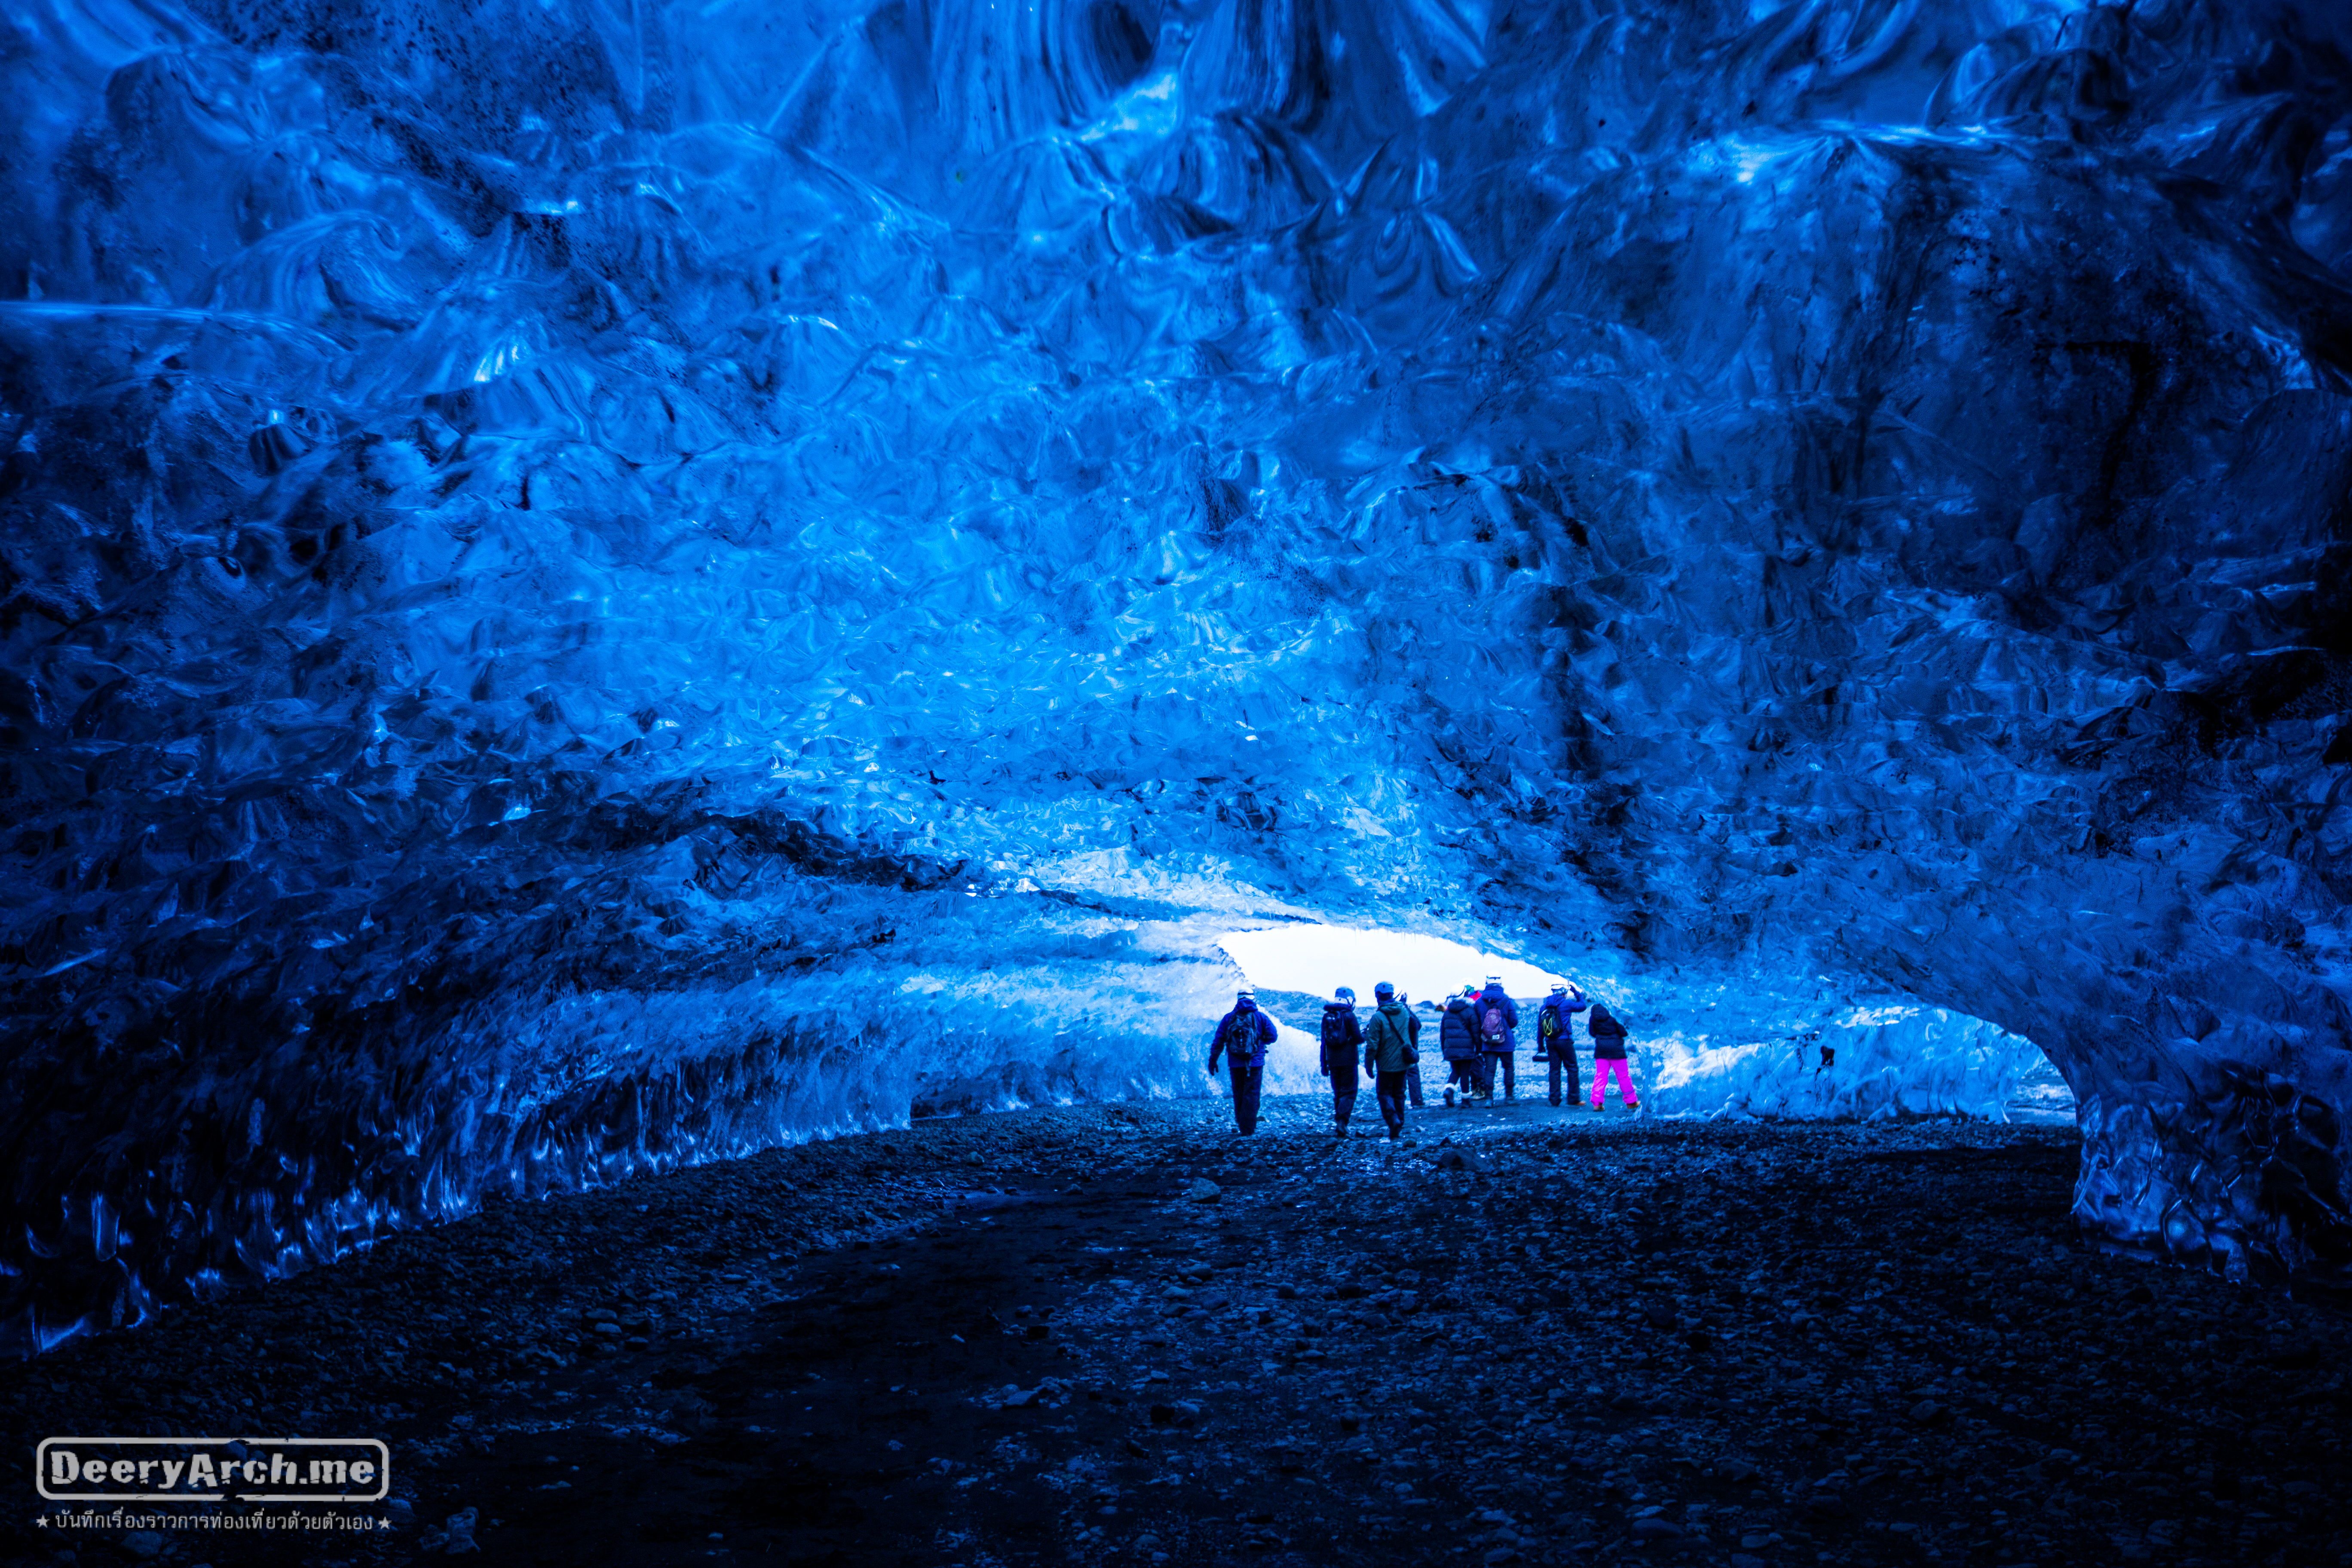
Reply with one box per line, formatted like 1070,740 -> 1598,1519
6,0 -> 2352,1350
1645,1005 -> 2044,1124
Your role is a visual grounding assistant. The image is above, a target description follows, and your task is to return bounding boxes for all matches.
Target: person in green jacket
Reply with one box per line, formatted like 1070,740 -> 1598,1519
1363,982 -> 1418,1140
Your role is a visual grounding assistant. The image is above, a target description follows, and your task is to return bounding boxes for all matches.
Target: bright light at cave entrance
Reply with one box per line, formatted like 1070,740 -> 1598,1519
1216,926 -> 1567,1002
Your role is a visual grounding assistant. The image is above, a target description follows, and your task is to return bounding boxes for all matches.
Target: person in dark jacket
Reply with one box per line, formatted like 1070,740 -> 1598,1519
1439,986 -> 1482,1107
1536,981 -> 1589,1107
1320,987 -> 1366,1138
1363,982 -> 1416,1139
1588,1001 -> 1638,1112
1475,977 -> 1520,1102
1209,989 -> 1279,1133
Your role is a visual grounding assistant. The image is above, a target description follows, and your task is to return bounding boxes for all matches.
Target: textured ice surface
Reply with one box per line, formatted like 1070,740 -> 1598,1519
6,0 -> 2352,1350
1646,1004 -> 2044,1124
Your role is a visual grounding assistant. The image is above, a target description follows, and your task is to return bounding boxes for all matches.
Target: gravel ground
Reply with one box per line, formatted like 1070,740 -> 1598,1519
3,1095 -> 2347,1567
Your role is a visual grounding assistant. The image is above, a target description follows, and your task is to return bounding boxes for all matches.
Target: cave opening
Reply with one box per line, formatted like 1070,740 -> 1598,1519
1217,921 -> 2067,1124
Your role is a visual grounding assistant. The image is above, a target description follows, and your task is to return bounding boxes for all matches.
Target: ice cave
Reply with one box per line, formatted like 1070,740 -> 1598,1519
5,0 -> 2352,1379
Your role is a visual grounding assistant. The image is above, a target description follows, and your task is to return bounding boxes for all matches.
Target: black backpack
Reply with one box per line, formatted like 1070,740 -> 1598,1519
1321,1008 -> 1354,1052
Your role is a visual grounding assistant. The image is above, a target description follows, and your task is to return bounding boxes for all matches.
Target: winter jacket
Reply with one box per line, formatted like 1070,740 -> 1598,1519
1475,983 -> 1520,1054
1536,991 -> 1588,1055
1439,998 -> 1482,1061
1319,1003 -> 1365,1076
1364,1002 -> 1415,1074
1588,1003 -> 1629,1060
1210,1001 -> 1278,1070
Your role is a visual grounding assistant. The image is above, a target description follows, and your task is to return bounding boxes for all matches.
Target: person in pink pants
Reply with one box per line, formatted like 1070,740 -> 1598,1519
1588,1002 -> 1638,1110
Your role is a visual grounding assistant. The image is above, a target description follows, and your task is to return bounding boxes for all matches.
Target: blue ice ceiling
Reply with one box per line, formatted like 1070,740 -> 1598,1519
6,0 -> 2352,1351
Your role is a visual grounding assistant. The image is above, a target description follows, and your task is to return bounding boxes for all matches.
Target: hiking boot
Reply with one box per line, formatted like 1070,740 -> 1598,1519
1443,1087 -> 1455,1108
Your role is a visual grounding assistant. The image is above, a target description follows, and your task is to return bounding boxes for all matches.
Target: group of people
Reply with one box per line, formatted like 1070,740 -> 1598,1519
1204,977 -> 1638,1138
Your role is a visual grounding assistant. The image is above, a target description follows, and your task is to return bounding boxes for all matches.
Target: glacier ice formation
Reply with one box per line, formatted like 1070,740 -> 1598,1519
1645,1005 -> 2046,1124
5,0 -> 2352,1351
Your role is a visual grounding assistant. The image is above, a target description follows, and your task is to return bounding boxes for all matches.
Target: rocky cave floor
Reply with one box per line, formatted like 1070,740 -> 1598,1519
6,1096 -> 2351,1568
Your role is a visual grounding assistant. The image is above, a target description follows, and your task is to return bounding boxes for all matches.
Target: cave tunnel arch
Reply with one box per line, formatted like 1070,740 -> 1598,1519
6,0 -> 2352,1355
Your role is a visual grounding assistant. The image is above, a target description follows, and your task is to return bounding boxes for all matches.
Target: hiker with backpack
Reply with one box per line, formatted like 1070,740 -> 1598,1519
1208,989 -> 1280,1134
1588,1000 -> 1638,1112
1320,987 -> 1367,1138
1476,977 -> 1520,1102
1535,981 -> 1590,1108
1362,982 -> 1418,1139
1438,986 -> 1483,1106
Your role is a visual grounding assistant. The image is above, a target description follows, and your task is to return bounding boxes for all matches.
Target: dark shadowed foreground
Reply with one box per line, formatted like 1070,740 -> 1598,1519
4,1099 -> 2346,1566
